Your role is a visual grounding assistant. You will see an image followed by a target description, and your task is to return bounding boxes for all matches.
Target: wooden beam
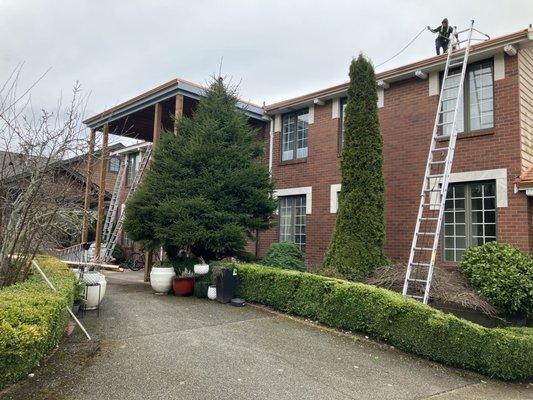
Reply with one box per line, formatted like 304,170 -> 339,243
143,249 -> 153,282
94,124 -> 109,262
174,94 -> 184,134
153,103 -> 162,145
81,129 -> 96,243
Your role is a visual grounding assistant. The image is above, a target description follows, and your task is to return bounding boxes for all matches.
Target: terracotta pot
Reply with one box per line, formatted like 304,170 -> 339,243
172,277 -> 194,296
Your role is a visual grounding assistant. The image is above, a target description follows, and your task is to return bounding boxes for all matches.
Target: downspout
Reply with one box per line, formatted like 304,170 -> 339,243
268,116 -> 274,177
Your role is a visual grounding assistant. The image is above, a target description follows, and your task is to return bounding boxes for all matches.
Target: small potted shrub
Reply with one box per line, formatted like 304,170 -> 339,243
150,262 -> 176,294
172,257 -> 197,296
72,280 -> 85,314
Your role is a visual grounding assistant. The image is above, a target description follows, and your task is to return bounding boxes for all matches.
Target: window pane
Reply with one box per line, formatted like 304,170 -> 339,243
440,70 -> 464,136
296,110 -> 309,159
443,185 -> 467,262
469,62 -> 494,131
282,114 -> 295,161
469,181 -> 497,247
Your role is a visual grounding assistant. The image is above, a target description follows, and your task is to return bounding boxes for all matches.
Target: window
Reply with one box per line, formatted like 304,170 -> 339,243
126,153 -> 139,186
443,181 -> 496,262
279,195 -> 306,250
340,98 -> 347,148
108,157 -> 120,173
282,109 -> 308,161
440,60 -> 494,136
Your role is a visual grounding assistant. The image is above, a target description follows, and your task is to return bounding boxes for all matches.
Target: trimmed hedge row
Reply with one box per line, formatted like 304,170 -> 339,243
233,263 -> 533,381
0,256 -> 76,389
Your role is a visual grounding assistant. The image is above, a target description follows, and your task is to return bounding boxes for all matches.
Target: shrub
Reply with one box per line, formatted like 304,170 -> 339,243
323,54 -> 387,281
0,256 -> 76,389
261,242 -> 305,271
232,262 -> 533,380
460,242 -> 533,317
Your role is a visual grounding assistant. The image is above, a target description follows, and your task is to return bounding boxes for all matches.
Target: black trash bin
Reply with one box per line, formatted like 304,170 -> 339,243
215,267 -> 236,303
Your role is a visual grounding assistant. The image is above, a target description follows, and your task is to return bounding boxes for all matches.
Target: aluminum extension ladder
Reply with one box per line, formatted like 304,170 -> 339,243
102,145 -> 153,262
102,158 -> 128,245
402,20 -> 482,304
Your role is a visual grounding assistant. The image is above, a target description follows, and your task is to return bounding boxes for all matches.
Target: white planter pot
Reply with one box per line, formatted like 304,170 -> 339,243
207,285 -> 217,300
150,267 -> 176,294
84,273 -> 107,310
194,263 -> 209,275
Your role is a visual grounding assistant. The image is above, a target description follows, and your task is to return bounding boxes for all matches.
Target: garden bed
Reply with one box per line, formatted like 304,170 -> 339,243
0,256 -> 76,389
232,262 -> 533,381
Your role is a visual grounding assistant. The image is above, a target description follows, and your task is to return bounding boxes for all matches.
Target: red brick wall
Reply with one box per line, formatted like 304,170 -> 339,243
259,54 -> 531,269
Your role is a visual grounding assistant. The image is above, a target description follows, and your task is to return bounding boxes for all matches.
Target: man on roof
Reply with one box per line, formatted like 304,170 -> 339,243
427,18 -> 454,55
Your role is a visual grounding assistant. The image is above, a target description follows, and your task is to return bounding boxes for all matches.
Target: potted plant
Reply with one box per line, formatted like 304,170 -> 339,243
72,280 -> 85,314
150,262 -> 176,294
172,268 -> 195,296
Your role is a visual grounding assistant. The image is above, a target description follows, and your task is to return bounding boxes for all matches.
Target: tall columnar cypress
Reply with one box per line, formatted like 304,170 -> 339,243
123,78 -> 276,262
322,54 -> 387,280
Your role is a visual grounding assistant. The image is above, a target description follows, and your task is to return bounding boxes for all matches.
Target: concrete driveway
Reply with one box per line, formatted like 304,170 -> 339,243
2,270 -> 531,400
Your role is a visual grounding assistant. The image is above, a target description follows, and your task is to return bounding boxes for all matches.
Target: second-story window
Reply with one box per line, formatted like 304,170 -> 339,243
440,60 -> 494,136
340,98 -> 347,149
108,156 -> 120,173
126,153 -> 139,186
282,109 -> 308,161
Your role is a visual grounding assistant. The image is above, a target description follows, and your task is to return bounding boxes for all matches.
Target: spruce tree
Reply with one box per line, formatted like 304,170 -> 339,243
322,54 -> 387,280
123,78 -> 276,262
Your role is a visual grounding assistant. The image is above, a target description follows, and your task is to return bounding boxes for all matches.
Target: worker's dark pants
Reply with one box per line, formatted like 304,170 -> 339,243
436,37 -> 449,55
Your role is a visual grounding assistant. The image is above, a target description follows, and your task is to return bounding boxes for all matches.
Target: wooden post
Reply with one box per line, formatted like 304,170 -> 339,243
153,103 -> 162,145
94,124 -> 109,262
143,249 -> 153,282
174,94 -> 184,134
81,129 -> 96,243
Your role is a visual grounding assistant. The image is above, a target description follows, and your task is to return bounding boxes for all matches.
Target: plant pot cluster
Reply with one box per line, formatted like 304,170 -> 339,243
150,263 -> 212,297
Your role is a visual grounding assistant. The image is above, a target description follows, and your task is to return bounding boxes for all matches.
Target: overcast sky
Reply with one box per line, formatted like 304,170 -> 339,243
1,0 -> 532,137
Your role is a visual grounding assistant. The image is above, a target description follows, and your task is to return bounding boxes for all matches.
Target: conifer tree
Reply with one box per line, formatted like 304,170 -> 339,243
124,78 -> 276,261
322,54 -> 387,280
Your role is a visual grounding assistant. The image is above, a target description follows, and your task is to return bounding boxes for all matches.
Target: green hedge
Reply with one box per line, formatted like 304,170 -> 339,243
0,256 -> 76,389
233,263 -> 533,381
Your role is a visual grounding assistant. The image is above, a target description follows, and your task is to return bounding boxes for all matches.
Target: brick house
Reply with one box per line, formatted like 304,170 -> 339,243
84,27 -> 533,271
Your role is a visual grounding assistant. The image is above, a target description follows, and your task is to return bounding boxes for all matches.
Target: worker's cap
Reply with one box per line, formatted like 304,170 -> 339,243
442,18 -> 448,24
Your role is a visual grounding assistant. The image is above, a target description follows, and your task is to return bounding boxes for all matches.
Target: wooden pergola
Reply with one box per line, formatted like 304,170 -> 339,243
81,78 -> 266,280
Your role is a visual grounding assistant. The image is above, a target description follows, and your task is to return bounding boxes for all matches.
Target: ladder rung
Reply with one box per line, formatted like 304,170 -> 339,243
439,109 -> 455,114
411,262 -> 431,267
420,217 -> 438,221
430,160 -> 446,164
414,247 -> 433,251
442,84 -> 461,91
407,278 -> 428,283
424,188 -> 441,192
427,174 -> 444,178
407,295 -> 424,300
432,147 -> 448,152
437,121 -> 453,126
448,61 -> 465,68
416,232 -> 436,236
422,203 -> 441,207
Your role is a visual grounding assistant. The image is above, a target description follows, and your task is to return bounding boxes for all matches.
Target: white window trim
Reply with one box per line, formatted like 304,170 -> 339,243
332,98 -> 340,119
273,186 -> 312,214
429,71 -> 439,96
449,168 -> 508,207
308,104 -> 315,124
494,52 -> 505,81
330,184 -> 341,213
377,88 -> 384,108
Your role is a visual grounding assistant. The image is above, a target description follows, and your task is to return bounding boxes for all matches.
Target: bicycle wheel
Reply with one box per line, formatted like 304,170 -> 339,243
129,252 -> 145,271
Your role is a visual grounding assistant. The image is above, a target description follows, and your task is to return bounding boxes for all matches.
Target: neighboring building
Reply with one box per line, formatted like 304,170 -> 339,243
85,27 -> 533,271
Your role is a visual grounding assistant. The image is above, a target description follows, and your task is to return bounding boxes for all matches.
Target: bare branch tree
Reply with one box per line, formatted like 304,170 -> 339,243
0,66 -> 90,287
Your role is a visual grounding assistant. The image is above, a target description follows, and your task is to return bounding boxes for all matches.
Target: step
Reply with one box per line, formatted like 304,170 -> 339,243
407,278 -> 428,283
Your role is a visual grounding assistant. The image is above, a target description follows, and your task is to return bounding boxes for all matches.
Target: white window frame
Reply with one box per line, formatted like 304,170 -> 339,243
330,184 -> 341,213
273,186 -> 312,214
